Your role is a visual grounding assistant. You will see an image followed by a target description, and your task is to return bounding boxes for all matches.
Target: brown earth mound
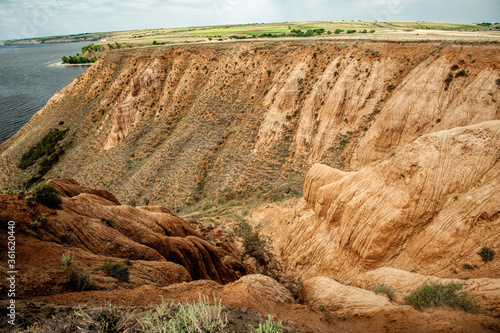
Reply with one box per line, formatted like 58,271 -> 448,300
0,178 -> 247,299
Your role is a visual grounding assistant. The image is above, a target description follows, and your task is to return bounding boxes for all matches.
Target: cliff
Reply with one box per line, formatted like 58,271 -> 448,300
1,40 -> 499,211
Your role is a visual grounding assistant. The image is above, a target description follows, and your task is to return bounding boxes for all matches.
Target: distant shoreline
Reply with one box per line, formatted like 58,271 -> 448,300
49,62 -> 93,67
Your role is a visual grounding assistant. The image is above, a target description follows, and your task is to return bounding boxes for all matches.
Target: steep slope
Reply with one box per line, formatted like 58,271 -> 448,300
1,41 -> 499,210
252,121 -> 500,281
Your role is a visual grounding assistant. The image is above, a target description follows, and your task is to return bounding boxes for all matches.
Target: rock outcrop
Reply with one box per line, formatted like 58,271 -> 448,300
253,121 -> 500,282
351,267 -> 500,317
299,276 -> 394,314
0,178 -> 247,297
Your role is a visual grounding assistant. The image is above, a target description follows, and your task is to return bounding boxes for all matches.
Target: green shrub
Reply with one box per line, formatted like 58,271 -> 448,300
455,69 -> 467,77
250,315 -> 282,333
404,282 -> 478,313
100,259 -> 129,282
139,296 -> 227,332
334,29 -> 344,34
478,247 -> 495,262
31,182 -> 61,209
67,266 -> 95,292
372,284 -> 396,299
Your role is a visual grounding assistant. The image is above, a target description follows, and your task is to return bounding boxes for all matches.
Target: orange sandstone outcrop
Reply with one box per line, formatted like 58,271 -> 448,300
253,121 -> 500,282
0,178 -> 247,298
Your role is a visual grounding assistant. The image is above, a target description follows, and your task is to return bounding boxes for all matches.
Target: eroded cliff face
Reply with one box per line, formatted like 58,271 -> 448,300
253,121 -> 500,281
1,40 -> 499,210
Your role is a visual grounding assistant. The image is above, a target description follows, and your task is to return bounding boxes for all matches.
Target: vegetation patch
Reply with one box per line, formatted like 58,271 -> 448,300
31,182 -> 62,209
236,219 -> 268,266
18,128 -> 68,188
63,260 -> 95,292
30,215 -> 47,228
444,72 -> 453,90
18,128 -> 67,170
250,314 -> 282,333
372,284 -> 396,299
100,259 -> 130,282
61,55 -> 100,64
404,282 -> 478,313
61,252 -> 72,268
478,246 -> 495,262
139,296 -> 227,332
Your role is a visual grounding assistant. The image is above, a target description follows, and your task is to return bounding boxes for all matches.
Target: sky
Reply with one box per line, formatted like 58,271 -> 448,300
0,0 -> 499,41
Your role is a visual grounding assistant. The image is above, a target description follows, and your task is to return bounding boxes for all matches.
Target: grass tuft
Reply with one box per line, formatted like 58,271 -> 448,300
372,284 -> 396,299
139,295 -> 227,332
250,314 -> 282,333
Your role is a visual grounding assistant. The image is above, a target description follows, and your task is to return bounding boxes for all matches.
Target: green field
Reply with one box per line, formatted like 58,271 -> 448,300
3,20 -> 500,45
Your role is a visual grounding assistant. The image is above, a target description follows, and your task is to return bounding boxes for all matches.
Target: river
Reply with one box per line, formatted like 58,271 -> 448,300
0,42 -> 90,143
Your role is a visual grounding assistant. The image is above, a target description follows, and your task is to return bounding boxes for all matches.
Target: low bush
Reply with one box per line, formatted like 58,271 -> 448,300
478,247 -> 495,262
100,259 -> 129,282
31,182 -> 61,209
30,215 -> 46,228
67,266 -> 95,292
404,282 -> 478,313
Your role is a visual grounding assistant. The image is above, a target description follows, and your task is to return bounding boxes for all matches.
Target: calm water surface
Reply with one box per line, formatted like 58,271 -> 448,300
0,42 -> 90,143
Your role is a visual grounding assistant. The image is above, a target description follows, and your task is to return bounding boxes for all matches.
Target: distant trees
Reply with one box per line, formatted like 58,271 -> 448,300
61,55 -> 99,64
61,42 -> 103,64
289,28 -> 325,37
80,43 -> 103,53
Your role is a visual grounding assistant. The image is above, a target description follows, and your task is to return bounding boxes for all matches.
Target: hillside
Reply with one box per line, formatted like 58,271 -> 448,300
1,39 -> 499,331
1,40 -> 499,210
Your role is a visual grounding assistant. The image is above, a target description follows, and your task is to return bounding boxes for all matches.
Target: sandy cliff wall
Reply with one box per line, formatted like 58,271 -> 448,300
0,40 -> 499,210
253,121 -> 500,281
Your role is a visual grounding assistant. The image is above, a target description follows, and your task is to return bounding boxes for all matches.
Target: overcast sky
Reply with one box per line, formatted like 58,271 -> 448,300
1,0 -> 499,41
